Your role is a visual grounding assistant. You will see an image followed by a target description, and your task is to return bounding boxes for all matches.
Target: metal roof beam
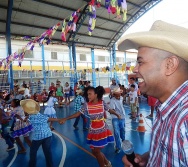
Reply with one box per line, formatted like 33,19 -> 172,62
107,0 -> 162,48
0,19 -> 111,40
32,0 -> 123,25
126,0 -> 141,8
0,5 -> 117,33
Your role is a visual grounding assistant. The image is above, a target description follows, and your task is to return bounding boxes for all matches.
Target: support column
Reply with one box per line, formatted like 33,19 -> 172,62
6,0 -> 14,90
69,45 -> 74,88
41,44 -> 46,85
91,48 -> 96,87
72,42 -> 77,84
112,44 -> 117,81
124,52 -> 128,87
109,49 -> 112,79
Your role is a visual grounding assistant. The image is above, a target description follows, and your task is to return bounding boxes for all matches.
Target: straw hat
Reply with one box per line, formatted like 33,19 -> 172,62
18,88 -> 25,92
118,20 -> 188,62
76,89 -> 83,95
112,87 -> 123,94
20,99 -> 40,114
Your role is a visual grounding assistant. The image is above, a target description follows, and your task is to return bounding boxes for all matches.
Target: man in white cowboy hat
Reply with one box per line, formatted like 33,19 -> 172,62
20,99 -> 60,167
110,87 -> 126,154
118,20 -> 188,167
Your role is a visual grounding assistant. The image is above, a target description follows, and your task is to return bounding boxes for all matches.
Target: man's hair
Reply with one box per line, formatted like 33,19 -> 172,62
130,84 -> 135,88
130,77 -> 135,80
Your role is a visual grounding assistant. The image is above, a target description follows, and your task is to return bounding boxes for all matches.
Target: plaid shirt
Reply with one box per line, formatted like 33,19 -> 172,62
74,95 -> 85,112
148,80 -> 188,167
29,113 -> 52,140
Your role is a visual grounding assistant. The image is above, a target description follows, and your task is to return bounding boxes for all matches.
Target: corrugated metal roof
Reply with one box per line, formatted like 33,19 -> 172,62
0,0 -> 162,49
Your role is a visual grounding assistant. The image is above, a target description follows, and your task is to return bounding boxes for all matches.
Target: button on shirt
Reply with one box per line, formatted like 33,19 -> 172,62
148,80 -> 188,167
29,113 -> 52,140
110,96 -> 125,119
74,95 -> 85,112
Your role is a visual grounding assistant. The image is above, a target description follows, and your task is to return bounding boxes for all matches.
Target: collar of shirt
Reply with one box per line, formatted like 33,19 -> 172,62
156,80 -> 188,121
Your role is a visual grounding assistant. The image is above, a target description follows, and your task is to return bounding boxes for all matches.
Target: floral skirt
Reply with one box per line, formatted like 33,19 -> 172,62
12,119 -> 33,138
87,123 -> 114,148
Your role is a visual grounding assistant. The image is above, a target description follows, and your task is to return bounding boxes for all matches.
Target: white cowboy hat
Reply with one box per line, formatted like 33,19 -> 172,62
112,87 -> 123,94
20,99 -> 40,115
18,88 -> 25,92
76,89 -> 83,95
118,20 -> 188,62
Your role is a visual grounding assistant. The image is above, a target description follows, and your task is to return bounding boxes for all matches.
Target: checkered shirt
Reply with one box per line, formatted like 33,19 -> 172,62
147,80 -> 188,167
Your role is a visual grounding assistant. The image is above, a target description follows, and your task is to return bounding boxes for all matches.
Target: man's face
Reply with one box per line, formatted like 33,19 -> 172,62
112,80 -> 116,84
113,93 -> 121,100
130,79 -> 134,84
133,47 -> 165,96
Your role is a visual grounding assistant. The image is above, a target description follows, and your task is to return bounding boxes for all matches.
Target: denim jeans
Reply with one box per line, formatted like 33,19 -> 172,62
73,114 -> 87,129
29,136 -> 53,167
112,118 -> 125,150
1,124 -> 14,148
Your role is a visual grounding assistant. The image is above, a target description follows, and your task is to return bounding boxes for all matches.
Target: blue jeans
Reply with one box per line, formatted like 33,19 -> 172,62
73,114 -> 87,129
112,118 -> 125,150
1,124 -> 14,148
29,136 -> 53,167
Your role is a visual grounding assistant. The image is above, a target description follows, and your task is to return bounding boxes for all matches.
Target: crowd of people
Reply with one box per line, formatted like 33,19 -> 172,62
1,20 -> 188,167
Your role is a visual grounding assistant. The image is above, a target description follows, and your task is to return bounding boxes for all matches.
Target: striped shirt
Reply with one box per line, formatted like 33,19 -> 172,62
148,80 -> 188,167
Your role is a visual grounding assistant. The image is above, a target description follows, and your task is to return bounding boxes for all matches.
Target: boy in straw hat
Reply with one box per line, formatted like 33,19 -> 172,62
110,87 -> 126,154
118,20 -> 188,167
20,99 -> 60,167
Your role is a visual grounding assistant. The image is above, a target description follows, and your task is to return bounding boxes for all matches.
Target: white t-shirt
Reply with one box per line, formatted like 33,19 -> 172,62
128,83 -> 138,92
64,86 -> 70,94
129,91 -> 138,104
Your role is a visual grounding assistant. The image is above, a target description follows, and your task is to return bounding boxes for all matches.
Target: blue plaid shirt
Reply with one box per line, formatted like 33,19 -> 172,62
29,113 -> 52,140
74,95 -> 85,112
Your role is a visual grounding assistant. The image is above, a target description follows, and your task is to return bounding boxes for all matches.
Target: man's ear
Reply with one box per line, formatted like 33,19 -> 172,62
164,56 -> 179,76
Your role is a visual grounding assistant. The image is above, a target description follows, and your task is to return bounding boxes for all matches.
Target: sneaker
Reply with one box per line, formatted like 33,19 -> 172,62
146,115 -> 153,119
18,149 -> 26,154
83,128 -> 88,131
73,125 -> 79,130
6,146 -> 15,151
115,148 -> 121,154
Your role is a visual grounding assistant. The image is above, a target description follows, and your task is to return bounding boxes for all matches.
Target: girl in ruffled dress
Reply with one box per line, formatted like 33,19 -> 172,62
44,90 -> 58,130
11,99 -> 32,154
60,86 -> 120,167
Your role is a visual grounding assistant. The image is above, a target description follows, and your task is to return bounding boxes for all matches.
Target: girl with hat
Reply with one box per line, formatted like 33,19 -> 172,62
21,99 -> 60,167
44,90 -> 58,130
10,99 -> 32,154
60,86 -> 120,167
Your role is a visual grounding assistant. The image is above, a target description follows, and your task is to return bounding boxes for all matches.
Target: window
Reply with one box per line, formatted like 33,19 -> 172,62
98,56 -> 105,62
18,49 -> 33,58
80,54 -> 86,61
116,57 -> 124,62
51,52 -> 57,60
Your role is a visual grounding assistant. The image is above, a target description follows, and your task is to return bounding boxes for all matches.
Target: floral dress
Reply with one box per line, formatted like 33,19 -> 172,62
11,106 -> 33,138
44,97 -> 58,118
80,100 -> 114,148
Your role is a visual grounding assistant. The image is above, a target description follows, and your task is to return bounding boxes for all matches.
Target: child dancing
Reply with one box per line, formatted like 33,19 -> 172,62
44,90 -> 58,130
60,86 -> 120,167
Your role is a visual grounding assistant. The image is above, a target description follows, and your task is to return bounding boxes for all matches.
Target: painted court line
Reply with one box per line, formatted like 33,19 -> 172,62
54,131 -> 96,159
52,131 -> 67,167
7,144 -> 18,167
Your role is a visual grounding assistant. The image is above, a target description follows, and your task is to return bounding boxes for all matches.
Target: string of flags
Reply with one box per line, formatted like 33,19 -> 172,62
1,0 -> 127,69
15,62 -> 134,74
